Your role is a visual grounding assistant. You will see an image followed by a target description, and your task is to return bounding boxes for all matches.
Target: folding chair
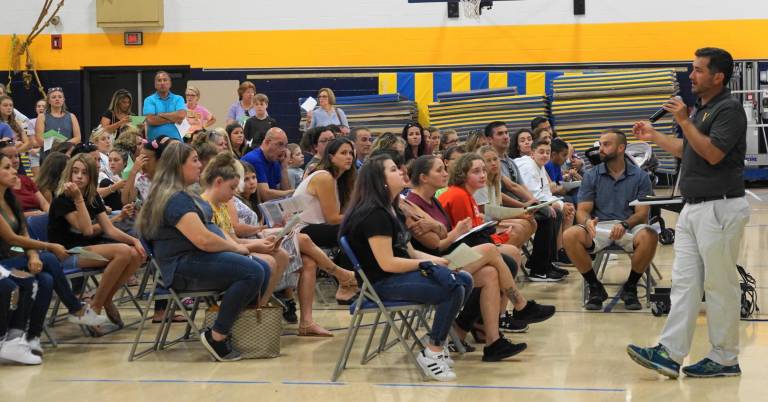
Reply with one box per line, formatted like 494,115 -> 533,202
128,239 -> 222,361
331,236 -> 432,382
582,244 -> 661,308
27,215 -> 143,331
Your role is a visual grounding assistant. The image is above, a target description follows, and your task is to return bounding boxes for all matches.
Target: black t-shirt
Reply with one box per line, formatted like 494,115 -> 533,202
346,207 -> 411,284
101,110 -> 132,139
99,178 -> 123,211
680,88 -> 746,198
48,194 -> 107,249
243,116 -> 278,148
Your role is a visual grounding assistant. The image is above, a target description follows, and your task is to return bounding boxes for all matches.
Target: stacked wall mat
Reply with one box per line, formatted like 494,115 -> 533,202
428,88 -> 549,138
551,70 -> 680,174
299,94 -> 418,133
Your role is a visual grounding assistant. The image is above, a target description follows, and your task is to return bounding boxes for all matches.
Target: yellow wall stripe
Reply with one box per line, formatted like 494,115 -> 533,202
1,20 -> 767,70
525,72 -> 546,95
451,72 -> 471,92
378,73 -> 397,94
414,72 -> 434,126
488,72 -> 508,89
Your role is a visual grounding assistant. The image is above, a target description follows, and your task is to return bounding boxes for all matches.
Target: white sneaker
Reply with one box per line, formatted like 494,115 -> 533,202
416,349 -> 456,381
442,346 -> 455,368
68,305 -> 109,327
27,337 -> 43,356
0,337 -> 42,365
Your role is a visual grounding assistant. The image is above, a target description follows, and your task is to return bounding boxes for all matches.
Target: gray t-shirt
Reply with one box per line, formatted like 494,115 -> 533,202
679,88 -> 746,198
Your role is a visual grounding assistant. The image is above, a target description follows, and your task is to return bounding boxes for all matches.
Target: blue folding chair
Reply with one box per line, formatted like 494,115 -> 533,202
331,236 -> 432,382
128,239 -> 222,361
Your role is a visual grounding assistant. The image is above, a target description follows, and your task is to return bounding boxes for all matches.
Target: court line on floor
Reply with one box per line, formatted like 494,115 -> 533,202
52,378 -> 626,393
375,383 -> 626,393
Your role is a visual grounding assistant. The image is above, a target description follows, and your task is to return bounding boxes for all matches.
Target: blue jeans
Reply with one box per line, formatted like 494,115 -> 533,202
374,268 -> 473,346
0,255 -> 57,339
171,252 -> 271,335
2,252 -> 81,314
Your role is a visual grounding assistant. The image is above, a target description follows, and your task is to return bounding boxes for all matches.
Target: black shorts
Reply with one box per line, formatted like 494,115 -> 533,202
300,223 -> 340,249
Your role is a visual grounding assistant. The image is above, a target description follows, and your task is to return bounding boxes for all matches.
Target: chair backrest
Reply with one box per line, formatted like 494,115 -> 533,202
339,236 -> 362,273
26,214 -> 49,241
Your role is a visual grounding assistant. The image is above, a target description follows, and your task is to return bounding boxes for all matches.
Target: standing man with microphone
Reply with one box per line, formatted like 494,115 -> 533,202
627,47 -> 750,378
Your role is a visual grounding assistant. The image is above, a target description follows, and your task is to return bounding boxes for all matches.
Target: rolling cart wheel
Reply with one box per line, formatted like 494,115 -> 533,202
660,228 -> 675,245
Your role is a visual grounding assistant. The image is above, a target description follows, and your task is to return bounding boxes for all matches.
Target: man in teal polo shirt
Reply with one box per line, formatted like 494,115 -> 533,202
143,71 -> 186,141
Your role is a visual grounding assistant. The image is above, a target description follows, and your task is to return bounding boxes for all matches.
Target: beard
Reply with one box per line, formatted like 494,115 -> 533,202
600,151 -> 618,163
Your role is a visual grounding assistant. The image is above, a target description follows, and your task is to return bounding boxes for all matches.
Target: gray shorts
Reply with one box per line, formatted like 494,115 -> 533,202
588,223 -> 654,253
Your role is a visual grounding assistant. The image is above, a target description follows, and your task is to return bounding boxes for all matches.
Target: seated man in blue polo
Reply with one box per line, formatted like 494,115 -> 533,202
143,71 -> 186,141
562,129 -> 659,311
241,127 -> 293,201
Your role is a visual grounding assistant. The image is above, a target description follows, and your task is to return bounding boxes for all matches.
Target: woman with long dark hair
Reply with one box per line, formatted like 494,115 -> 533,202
402,122 -> 427,162
339,154 -> 475,381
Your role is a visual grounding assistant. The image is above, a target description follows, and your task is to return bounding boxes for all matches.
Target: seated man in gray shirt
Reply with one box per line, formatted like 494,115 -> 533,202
562,129 -> 658,310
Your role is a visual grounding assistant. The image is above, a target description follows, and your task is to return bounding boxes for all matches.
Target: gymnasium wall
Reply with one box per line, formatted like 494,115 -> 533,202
2,0 -> 768,70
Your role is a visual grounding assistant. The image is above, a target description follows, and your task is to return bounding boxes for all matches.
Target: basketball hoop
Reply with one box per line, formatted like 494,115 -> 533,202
461,0 -> 482,18
460,0 -> 492,19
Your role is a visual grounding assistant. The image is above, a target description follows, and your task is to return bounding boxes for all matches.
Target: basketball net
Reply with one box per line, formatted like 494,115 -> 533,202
461,0 -> 482,19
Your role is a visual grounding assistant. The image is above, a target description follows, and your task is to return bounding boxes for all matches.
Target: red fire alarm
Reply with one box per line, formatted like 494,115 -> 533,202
51,34 -> 62,49
124,32 -> 143,46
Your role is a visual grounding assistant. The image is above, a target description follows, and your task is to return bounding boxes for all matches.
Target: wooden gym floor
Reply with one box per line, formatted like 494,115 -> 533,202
3,188 -> 768,402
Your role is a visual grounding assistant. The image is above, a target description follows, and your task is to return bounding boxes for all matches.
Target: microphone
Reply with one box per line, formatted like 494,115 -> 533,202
649,96 -> 682,123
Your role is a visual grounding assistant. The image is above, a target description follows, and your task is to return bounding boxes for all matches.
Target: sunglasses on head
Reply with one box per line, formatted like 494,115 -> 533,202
47,87 -> 63,94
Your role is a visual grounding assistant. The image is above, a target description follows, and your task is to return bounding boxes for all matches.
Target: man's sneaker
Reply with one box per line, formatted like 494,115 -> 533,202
27,337 -> 43,357
529,268 -> 566,282
682,358 -> 741,378
0,337 -> 42,365
626,344 -> 680,379
621,286 -> 642,311
416,348 -> 456,381
282,299 -> 298,324
482,336 -> 527,362
551,264 -> 570,276
68,304 -> 109,327
199,328 -> 243,362
498,311 -> 529,333
555,249 -> 574,267
446,338 -> 476,353
512,300 -> 556,324
584,282 -> 608,310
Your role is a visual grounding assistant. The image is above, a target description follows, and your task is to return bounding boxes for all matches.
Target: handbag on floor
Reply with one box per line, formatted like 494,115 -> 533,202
204,304 -> 283,359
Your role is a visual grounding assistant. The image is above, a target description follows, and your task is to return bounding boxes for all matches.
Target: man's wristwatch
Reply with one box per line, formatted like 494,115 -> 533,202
619,221 -> 630,230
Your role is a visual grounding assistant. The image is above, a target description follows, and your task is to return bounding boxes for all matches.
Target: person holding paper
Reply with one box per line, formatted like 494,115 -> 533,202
143,71 -> 186,141
516,139 -> 576,278
100,89 -> 135,139
200,153 -> 286,308
137,142 -> 269,362
47,153 -> 145,329
340,154 -> 474,381
563,129 -> 658,311
407,155 -> 556,336
486,122 -> 566,280
34,87 -> 81,147
226,81 -> 257,126
306,88 -> 348,132
184,86 -> 216,134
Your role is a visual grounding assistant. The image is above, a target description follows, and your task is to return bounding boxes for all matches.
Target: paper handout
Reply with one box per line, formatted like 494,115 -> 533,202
452,220 -> 498,245
129,115 -> 146,126
67,247 -> 109,262
175,118 -> 191,135
444,243 -> 483,270
301,97 -> 318,112
562,181 -> 581,191
485,205 -> 525,220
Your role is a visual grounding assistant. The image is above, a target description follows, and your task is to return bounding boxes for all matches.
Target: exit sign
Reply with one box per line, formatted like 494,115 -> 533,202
124,32 -> 143,46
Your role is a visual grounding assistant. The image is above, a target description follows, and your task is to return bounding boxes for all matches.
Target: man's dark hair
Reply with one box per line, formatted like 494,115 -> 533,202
484,121 -> 507,137
154,70 -> 170,80
602,128 -> 627,147
550,138 -> 569,154
531,138 -> 550,150
531,116 -> 550,130
695,47 -> 734,83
